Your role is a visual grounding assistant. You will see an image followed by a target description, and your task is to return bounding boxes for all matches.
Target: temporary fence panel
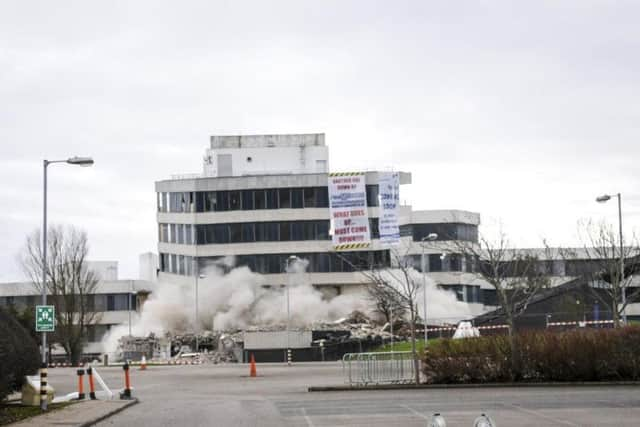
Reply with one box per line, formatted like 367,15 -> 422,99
342,351 -> 415,386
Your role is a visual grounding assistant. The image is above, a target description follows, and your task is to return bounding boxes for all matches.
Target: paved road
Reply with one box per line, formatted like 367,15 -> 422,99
46,363 -> 640,426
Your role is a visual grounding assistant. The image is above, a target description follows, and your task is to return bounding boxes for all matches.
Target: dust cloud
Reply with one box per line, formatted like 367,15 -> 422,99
101,257 -> 471,353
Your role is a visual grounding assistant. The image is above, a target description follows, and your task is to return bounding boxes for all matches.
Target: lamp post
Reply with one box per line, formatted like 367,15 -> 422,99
596,193 -> 626,325
421,233 -> 438,346
195,270 -> 205,353
41,156 -> 93,411
128,280 -> 133,337
286,255 -> 298,365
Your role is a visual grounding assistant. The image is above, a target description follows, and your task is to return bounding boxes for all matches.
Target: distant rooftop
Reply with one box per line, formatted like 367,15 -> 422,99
210,133 -> 325,149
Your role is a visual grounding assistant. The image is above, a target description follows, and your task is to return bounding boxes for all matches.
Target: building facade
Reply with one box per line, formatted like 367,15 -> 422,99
0,261 -> 155,359
155,133 -> 490,318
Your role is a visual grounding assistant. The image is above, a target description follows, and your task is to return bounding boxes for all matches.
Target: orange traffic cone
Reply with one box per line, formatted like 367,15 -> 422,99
249,354 -> 257,378
140,355 -> 147,371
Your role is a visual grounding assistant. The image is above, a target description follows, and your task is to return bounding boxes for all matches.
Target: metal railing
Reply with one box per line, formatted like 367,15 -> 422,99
342,351 -> 415,386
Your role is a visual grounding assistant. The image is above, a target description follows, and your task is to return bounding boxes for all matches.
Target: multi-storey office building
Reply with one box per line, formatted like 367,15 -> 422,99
156,133 -> 490,317
0,260 -> 155,358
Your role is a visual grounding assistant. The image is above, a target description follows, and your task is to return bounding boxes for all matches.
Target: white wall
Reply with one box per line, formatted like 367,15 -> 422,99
205,145 -> 329,177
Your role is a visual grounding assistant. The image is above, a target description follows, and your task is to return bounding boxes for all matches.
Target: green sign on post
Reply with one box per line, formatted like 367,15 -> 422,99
36,305 -> 55,332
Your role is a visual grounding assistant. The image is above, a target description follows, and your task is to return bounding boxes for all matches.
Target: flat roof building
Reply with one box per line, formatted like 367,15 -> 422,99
155,133 -> 488,318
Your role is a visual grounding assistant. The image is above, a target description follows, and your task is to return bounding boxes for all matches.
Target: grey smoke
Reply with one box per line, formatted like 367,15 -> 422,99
102,257 -> 471,353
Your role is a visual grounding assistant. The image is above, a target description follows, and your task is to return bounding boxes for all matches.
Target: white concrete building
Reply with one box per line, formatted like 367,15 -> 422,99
0,261 -> 155,358
155,133 -> 489,318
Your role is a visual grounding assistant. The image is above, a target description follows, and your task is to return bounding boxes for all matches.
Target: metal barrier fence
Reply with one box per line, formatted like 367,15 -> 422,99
342,351 -> 415,386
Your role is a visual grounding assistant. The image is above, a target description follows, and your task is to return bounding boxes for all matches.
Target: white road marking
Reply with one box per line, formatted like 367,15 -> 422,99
505,403 -> 581,426
301,407 -> 315,427
401,404 -> 430,420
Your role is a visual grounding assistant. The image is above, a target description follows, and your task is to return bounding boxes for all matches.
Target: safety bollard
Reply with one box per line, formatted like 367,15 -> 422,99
86,367 -> 96,400
77,369 -> 86,400
40,363 -> 48,411
120,363 -> 132,399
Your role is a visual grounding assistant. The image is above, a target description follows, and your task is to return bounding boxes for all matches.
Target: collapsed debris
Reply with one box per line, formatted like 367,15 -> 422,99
111,310 -> 440,364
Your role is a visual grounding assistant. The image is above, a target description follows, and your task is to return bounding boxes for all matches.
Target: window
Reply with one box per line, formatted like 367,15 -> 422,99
206,192 -> 218,211
217,192 -> 229,211
316,221 -> 330,240
315,187 -> 329,208
169,224 -> 177,243
185,224 -> 193,245
229,191 -> 241,210
228,223 -> 241,243
177,255 -> 185,275
195,192 -> 205,212
267,254 -> 282,273
366,185 -> 379,207
159,224 -> 168,242
255,222 -> 266,242
369,218 -> 379,239
429,254 -> 442,272
254,190 -> 266,209
280,222 -> 291,240
304,222 -> 315,240
266,189 -> 278,209
279,188 -> 291,208
412,223 -> 479,243
449,254 -> 462,271
241,223 -> 255,242
242,190 -> 254,210
177,224 -> 184,244
291,222 -> 304,241
215,225 -> 230,244
265,222 -> 279,241
304,188 -> 315,208
291,188 -> 304,208
316,253 -> 330,272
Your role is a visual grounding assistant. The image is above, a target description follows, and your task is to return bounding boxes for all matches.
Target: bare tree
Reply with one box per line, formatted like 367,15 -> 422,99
20,225 -> 100,365
445,229 -> 551,378
558,220 -> 640,328
357,247 -> 424,384
366,278 -> 406,325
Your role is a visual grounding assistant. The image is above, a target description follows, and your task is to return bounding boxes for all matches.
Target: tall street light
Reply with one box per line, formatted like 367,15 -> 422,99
421,233 -> 439,345
596,193 -> 626,325
195,269 -> 205,353
286,255 -> 299,365
41,156 -> 93,410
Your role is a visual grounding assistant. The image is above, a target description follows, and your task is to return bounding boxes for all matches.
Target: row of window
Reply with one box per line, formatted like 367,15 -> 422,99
158,221 -> 482,246
411,254 -> 476,273
409,223 -> 478,243
0,294 -> 137,312
159,251 -> 391,276
439,284 -> 483,303
159,220 -> 383,245
157,185 -> 381,213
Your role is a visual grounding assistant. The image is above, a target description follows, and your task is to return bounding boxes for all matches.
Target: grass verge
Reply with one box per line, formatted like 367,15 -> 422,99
0,402 -> 73,426
373,338 -> 444,353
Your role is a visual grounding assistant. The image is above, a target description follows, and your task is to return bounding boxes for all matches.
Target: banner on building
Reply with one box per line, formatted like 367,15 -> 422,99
378,172 -> 400,246
328,172 -> 371,251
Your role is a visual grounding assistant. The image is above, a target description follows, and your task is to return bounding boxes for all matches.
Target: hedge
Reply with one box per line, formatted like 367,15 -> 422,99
0,307 -> 40,401
422,326 -> 640,383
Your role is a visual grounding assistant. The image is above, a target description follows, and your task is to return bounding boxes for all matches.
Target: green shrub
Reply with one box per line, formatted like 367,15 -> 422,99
422,326 -> 640,384
0,307 -> 40,401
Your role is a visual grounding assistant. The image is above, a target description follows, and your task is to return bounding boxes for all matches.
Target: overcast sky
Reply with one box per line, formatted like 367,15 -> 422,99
1,1 -> 639,281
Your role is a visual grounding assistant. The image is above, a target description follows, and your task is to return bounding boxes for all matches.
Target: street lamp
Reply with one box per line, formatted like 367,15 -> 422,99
128,280 -> 134,337
195,271 -> 205,352
596,193 -> 626,325
41,156 -> 93,410
421,233 -> 438,345
285,255 -> 299,365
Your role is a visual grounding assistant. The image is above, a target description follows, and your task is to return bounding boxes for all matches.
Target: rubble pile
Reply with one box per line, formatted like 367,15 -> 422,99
115,330 -> 241,364
111,310 -> 425,363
